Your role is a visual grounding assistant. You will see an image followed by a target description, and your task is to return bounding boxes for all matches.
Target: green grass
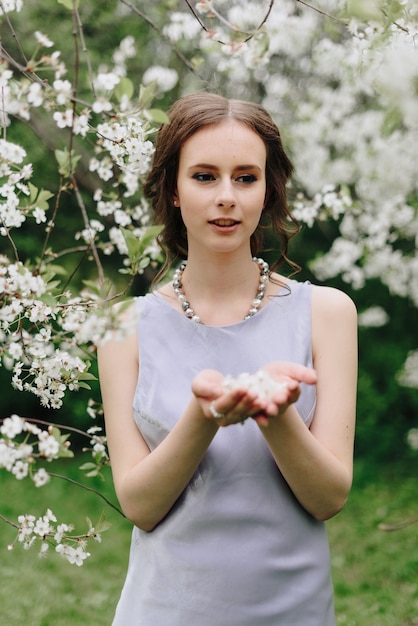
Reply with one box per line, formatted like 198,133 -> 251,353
1,460 -> 418,625
328,462 -> 418,625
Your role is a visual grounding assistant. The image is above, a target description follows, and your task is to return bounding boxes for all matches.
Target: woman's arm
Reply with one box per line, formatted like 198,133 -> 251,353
97,317 -> 215,531
258,286 -> 358,521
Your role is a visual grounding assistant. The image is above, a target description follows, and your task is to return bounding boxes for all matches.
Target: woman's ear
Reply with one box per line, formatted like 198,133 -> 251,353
173,193 -> 179,207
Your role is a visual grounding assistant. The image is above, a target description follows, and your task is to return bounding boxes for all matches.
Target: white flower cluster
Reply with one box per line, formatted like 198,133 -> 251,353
0,28 -> 161,276
142,66 -> 179,93
0,415 -> 66,485
95,117 -> 155,177
164,1 -> 418,310
357,306 -> 389,328
397,350 -> 418,389
406,428 -> 418,451
0,249 -> 140,407
0,0 -> 23,16
223,370 -> 287,402
0,139 -> 39,232
7,508 -> 99,566
292,185 -> 352,228
14,350 -> 88,408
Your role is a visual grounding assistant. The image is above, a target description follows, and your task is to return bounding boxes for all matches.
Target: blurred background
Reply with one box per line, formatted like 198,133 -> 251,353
1,1 -> 417,624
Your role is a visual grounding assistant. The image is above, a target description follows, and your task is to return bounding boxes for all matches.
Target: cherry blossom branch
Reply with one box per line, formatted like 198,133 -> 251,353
118,0 -> 197,73
71,174 -> 106,284
295,0 -> 345,23
47,472 -> 125,518
0,1 -> 29,66
73,4 -> 96,99
6,416 -> 94,439
184,0 -> 275,44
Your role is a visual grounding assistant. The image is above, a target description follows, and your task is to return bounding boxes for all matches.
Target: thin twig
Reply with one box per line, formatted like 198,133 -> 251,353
71,174 -> 105,285
118,0 -> 197,73
73,4 -> 97,99
379,515 -> 418,532
1,415 -> 94,439
0,512 -> 19,530
0,0 -> 29,66
0,45 -> 46,85
0,220 -> 20,261
296,0 -> 347,24
183,0 -> 275,45
47,472 -> 125,518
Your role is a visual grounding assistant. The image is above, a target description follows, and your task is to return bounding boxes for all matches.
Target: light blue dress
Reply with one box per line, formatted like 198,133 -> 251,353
112,280 -> 335,625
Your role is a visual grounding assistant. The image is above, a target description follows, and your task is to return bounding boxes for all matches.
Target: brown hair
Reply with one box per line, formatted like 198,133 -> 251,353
143,92 -> 300,279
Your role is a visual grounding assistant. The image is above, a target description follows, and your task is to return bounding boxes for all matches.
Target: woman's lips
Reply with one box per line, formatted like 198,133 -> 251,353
209,219 -> 240,233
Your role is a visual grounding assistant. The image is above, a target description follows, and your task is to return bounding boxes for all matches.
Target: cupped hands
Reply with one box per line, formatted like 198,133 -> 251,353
191,362 -> 317,428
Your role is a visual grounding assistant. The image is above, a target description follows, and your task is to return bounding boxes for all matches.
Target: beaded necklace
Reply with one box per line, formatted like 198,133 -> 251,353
172,257 -> 270,324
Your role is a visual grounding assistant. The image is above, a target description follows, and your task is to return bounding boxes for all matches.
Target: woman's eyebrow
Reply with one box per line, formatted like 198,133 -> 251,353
188,163 -> 262,171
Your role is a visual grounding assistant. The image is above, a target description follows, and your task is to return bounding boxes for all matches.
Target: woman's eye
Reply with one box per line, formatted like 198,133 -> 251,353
192,173 -> 214,182
237,174 -> 257,184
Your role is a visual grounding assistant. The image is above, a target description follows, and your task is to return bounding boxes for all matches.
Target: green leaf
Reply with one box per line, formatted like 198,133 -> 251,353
94,512 -> 112,533
120,227 -> 142,262
82,279 -> 103,297
147,109 -> 170,125
36,189 -> 54,211
138,82 -> 157,109
79,462 -> 97,471
55,148 -> 81,177
137,224 -> 164,254
28,182 -> 39,203
39,293 -> 58,307
58,447 -> 74,459
43,279 -> 61,291
77,372 -> 97,381
77,382 -> 92,390
114,77 -> 134,102
381,107 -> 402,136
346,0 -> 384,22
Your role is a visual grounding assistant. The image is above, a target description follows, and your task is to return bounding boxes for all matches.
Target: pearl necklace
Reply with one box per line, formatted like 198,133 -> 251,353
172,257 -> 270,324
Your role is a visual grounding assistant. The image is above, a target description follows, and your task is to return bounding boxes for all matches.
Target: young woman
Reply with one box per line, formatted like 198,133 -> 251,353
98,92 -> 357,625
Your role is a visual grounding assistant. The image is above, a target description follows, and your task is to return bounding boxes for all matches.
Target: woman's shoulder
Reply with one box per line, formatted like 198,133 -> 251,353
311,284 -> 356,311
311,284 -> 357,328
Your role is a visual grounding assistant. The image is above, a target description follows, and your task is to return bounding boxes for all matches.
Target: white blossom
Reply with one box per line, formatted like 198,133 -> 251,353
223,370 -> 287,402
56,543 -> 90,566
357,307 -> 389,328
397,351 -> 418,389
34,31 -> 54,48
27,83 -> 44,107
1,414 -> 25,438
53,79 -> 73,105
53,109 -> 73,129
0,139 -> 26,164
33,468 -> 50,487
93,72 -> 120,92
12,460 -> 29,480
142,66 -> 178,93
407,428 -> 418,451
0,0 -> 23,16
38,432 -> 60,459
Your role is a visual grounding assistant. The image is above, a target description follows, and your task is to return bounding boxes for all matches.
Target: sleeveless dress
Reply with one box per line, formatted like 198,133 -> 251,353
112,280 -> 335,626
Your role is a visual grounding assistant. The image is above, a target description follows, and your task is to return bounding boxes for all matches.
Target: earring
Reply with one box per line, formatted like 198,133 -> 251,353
173,199 -> 179,207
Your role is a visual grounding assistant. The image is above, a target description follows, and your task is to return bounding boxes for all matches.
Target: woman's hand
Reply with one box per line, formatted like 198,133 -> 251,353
191,362 -> 317,427
252,362 -> 317,426
192,369 -> 268,427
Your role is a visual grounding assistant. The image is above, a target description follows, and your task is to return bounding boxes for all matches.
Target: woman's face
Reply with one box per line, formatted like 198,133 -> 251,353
173,119 -> 267,257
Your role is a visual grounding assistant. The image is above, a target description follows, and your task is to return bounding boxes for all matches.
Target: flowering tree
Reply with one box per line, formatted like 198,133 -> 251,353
1,0 -> 417,564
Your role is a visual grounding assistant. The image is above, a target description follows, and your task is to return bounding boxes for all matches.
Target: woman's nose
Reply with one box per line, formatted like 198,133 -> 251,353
215,180 -> 236,208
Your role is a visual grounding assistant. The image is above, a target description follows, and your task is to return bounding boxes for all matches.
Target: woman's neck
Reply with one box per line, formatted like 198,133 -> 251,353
176,251 -> 268,326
